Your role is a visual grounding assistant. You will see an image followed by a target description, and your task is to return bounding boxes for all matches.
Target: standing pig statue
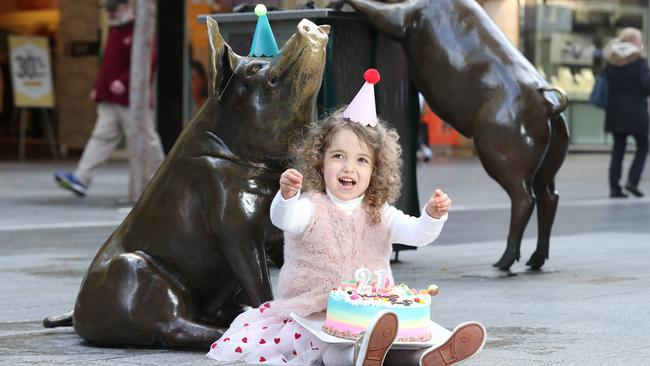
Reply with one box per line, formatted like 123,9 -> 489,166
43,17 -> 330,349
343,0 -> 569,271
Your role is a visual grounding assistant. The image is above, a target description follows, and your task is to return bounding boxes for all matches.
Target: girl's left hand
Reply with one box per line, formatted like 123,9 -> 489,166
425,189 -> 451,219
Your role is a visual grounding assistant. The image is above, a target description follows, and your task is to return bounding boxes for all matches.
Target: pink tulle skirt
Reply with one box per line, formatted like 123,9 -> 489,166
206,302 -> 325,365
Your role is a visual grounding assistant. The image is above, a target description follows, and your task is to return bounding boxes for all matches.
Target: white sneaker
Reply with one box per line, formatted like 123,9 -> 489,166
419,321 -> 486,366
353,310 -> 399,366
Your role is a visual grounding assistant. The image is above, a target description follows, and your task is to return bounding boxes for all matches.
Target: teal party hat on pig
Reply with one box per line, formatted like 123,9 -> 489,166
250,4 -> 280,57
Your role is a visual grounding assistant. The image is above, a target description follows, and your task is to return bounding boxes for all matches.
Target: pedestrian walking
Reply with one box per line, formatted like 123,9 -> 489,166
603,27 -> 650,198
54,0 -> 164,202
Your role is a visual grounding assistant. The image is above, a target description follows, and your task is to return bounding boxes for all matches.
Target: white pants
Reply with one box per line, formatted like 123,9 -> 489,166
322,345 -> 354,366
74,103 -> 164,194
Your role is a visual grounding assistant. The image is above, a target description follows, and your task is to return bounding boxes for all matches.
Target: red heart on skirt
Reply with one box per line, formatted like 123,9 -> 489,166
259,338 -> 266,344
259,356 -> 266,362
294,333 -> 301,340
274,337 -> 281,344
235,346 -> 243,353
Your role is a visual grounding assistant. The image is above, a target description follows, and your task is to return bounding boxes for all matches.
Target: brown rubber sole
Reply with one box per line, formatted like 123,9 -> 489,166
420,322 -> 485,366
358,312 -> 399,366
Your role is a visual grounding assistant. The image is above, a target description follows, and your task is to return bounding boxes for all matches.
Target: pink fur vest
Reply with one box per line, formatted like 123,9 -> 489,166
269,192 -> 391,317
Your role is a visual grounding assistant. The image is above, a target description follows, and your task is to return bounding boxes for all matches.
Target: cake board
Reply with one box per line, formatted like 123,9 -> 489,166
290,312 -> 451,350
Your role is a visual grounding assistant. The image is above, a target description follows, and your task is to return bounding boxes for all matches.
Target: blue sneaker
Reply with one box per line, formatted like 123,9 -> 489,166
54,171 -> 87,197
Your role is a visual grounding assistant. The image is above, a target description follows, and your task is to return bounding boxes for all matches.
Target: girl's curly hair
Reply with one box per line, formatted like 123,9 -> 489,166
293,108 -> 402,224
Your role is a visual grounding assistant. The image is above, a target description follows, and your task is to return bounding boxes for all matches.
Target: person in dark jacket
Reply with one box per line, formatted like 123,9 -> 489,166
54,0 -> 163,201
603,27 -> 650,198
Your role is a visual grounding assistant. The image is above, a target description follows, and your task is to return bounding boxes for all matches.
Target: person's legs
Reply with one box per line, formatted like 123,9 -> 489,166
141,110 -> 164,180
609,132 -> 628,197
419,122 -> 432,162
74,103 -> 124,186
625,133 -> 649,196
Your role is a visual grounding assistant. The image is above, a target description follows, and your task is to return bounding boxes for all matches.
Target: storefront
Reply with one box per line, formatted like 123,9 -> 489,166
525,0 -> 649,149
2,0 -> 646,159
0,0 -> 62,158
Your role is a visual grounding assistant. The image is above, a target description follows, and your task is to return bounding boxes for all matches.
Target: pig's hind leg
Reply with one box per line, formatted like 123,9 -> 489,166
73,252 -> 226,349
473,117 -> 549,271
527,114 -> 569,270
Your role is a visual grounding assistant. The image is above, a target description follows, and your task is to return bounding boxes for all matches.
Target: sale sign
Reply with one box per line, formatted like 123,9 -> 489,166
8,36 -> 55,108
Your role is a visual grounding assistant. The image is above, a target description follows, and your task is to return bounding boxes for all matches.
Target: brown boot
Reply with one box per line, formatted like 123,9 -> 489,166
419,322 -> 485,366
353,310 -> 399,366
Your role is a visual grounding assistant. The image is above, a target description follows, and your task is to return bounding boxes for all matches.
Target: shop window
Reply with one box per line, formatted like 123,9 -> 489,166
534,0 -> 648,147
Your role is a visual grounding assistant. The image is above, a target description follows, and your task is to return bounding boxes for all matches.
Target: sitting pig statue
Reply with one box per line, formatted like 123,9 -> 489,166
43,17 -> 330,349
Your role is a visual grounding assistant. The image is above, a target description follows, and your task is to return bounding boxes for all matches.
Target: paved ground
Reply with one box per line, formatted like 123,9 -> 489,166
1,153 -> 649,365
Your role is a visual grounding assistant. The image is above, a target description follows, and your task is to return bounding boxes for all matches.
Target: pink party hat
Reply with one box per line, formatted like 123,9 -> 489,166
343,69 -> 381,127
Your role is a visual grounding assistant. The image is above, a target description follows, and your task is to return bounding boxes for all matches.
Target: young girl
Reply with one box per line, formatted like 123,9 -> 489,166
207,71 -> 484,365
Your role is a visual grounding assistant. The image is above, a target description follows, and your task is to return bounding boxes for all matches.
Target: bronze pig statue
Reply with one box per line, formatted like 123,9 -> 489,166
43,18 -> 330,348
344,0 -> 569,271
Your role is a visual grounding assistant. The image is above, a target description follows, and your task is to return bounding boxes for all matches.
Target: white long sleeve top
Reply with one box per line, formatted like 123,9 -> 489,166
270,189 -> 447,246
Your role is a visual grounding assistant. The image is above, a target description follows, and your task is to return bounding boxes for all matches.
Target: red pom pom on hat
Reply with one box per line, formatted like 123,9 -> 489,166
344,68 -> 380,127
364,69 -> 380,84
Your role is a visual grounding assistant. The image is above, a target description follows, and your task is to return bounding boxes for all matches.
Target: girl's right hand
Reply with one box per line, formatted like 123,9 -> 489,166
280,169 -> 303,199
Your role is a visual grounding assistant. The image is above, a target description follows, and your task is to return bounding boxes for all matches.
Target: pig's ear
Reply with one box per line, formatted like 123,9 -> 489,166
207,17 -> 238,96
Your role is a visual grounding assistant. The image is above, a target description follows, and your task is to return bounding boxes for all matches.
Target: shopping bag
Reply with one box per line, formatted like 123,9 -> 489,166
589,74 -> 608,109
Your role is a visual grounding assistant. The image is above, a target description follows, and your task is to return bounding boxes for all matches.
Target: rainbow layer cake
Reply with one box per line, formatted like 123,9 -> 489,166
322,282 -> 438,342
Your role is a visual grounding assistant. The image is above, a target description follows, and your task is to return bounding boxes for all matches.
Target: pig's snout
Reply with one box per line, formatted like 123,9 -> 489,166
297,19 -> 329,47
269,18 -> 328,89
